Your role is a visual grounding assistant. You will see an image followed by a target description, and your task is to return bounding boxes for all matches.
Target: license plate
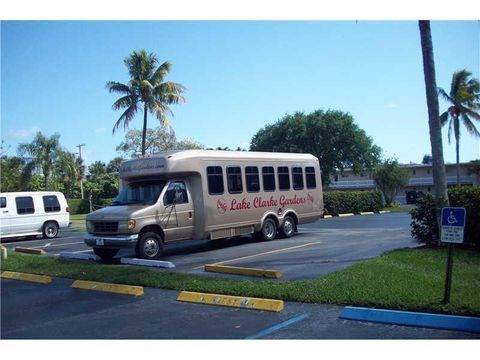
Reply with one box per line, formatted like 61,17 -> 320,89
95,238 -> 105,246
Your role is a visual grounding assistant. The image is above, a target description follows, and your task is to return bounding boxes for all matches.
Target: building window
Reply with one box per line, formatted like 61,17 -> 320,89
262,166 -> 276,191
245,166 -> 260,193
306,167 -> 317,189
43,195 -> 61,212
227,166 -> 243,194
412,170 -> 416,175
292,167 -> 304,190
277,166 -> 290,190
15,196 -> 35,215
207,166 -> 224,195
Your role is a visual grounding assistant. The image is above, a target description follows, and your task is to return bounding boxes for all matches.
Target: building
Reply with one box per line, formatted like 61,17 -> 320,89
328,162 -> 479,204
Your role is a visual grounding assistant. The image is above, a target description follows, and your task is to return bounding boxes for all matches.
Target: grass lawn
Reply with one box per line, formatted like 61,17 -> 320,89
1,247 -> 479,316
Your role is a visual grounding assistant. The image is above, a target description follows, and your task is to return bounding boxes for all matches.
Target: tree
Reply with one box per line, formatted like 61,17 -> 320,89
88,161 -> 107,181
250,110 -> 382,186
418,20 -> 449,236
106,50 -> 186,156
372,159 -> 411,206
106,157 -> 125,174
55,151 -> 81,199
116,127 -> 203,158
438,70 -> 480,184
422,154 -> 432,164
17,132 -> 60,190
0,155 -> 35,191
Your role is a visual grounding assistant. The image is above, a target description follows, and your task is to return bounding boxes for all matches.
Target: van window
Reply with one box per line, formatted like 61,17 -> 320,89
207,166 -> 224,195
292,167 -> 304,190
278,166 -> 290,190
262,166 -> 275,191
245,166 -> 260,193
306,167 -> 316,189
164,181 -> 188,205
227,167 -> 243,194
0,197 -> 6,208
43,195 -> 61,212
16,196 -> 35,215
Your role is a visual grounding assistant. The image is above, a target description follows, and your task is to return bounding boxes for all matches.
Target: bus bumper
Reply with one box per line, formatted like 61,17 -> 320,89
84,233 -> 139,248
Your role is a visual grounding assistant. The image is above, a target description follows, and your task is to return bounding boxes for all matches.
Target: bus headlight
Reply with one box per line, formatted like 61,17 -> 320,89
118,220 -> 136,230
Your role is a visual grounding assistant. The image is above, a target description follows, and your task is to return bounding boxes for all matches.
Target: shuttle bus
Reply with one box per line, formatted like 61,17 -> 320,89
84,150 -> 324,260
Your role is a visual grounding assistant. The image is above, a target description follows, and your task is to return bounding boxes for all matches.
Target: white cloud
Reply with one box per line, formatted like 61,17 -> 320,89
94,127 -> 107,134
11,126 -> 41,138
386,102 -> 398,109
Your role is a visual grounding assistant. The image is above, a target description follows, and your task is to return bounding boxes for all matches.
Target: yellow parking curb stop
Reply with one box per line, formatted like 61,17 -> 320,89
1,271 -> 52,284
177,291 -> 284,312
14,247 -> 46,255
204,264 -> 282,278
71,280 -> 144,296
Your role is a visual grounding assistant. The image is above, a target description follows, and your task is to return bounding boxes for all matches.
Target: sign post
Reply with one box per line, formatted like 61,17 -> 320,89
440,207 -> 466,304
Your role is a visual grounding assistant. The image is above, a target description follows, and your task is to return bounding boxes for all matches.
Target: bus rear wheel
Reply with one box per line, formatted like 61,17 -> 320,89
280,216 -> 295,238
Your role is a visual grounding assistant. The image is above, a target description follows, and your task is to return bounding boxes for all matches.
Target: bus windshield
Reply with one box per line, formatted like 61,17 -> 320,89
111,180 -> 166,206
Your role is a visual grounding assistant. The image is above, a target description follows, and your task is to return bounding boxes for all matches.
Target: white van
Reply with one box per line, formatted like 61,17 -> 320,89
0,191 -> 70,239
85,150 -> 324,260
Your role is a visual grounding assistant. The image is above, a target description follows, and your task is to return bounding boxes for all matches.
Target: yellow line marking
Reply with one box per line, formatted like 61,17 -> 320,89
204,264 -> 283,278
192,242 -> 320,270
177,291 -> 284,312
1,271 -> 52,284
14,247 -> 46,255
71,280 -> 144,296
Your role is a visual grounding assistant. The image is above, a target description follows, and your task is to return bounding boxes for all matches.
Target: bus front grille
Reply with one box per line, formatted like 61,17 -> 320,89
93,221 -> 118,233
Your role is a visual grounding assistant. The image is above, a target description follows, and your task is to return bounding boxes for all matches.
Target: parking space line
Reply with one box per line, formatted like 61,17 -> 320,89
245,313 -> 309,339
53,249 -> 92,256
191,242 -> 320,270
31,241 -> 85,249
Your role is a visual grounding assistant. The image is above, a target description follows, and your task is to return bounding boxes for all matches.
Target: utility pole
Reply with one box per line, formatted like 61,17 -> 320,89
76,144 -> 85,199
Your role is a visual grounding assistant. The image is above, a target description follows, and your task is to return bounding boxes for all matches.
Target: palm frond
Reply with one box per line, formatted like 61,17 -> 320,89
438,87 -> 453,103
112,103 -> 139,134
124,50 -> 157,81
112,94 -> 138,111
154,82 -> 186,104
150,61 -> 172,85
147,99 -> 173,127
461,114 -> 480,138
439,111 -> 449,126
106,81 -> 131,95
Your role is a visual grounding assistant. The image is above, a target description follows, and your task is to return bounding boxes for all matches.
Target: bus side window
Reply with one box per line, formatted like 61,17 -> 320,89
207,166 -> 224,195
245,166 -> 260,193
227,166 -> 243,194
292,167 -> 304,190
278,166 -> 290,190
262,166 -> 275,192
306,167 -> 316,189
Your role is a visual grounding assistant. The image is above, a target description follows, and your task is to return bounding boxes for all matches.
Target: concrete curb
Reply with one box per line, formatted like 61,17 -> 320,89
379,210 -> 391,214
120,258 -> 175,268
340,306 -> 480,333
338,213 -> 355,217
177,291 -> 284,312
204,264 -> 282,278
71,280 -> 144,296
14,247 -> 46,255
1,271 -> 52,285
359,212 -> 375,215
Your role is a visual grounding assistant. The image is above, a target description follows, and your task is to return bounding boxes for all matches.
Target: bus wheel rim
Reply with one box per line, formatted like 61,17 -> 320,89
144,238 -> 159,257
265,221 -> 275,239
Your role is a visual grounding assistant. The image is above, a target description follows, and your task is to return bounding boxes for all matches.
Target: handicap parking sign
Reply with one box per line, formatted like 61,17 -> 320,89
441,207 -> 466,244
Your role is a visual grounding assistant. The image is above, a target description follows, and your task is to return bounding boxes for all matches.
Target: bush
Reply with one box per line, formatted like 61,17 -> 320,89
410,186 -> 480,248
324,190 -> 383,216
67,198 -> 114,215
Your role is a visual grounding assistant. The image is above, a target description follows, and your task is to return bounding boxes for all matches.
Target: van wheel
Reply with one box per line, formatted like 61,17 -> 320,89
42,221 -> 59,239
280,216 -> 295,238
93,247 -> 119,260
257,218 -> 277,241
136,232 -> 164,260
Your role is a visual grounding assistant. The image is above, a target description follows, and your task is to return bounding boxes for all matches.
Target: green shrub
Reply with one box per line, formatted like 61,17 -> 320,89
323,190 -> 383,216
67,198 -> 114,215
410,186 -> 480,248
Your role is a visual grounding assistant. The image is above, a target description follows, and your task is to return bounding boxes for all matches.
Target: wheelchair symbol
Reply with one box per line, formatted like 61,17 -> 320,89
447,211 -> 458,225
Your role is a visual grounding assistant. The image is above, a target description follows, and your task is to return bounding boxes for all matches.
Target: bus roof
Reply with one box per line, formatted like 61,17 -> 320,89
143,149 -> 317,161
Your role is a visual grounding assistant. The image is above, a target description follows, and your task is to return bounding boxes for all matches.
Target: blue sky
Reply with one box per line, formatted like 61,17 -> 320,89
1,20 -> 479,166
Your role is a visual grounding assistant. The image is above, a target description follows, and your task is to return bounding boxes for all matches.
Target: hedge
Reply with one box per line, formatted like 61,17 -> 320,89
67,198 -> 114,215
323,190 -> 383,216
410,186 -> 480,248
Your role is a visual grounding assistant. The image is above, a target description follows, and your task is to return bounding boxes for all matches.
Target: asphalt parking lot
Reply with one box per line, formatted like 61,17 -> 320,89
2,278 -> 477,339
1,212 -> 419,280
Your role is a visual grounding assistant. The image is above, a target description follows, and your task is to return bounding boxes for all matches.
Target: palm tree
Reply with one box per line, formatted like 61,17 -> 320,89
18,132 -> 61,190
438,70 -> 480,185
418,20 -> 449,240
106,50 -> 186,156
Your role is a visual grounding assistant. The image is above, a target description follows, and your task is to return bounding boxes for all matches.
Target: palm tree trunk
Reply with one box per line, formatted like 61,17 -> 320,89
456,138 -> 460,185
419,20 -> 449,242
141,105 -> 148,156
